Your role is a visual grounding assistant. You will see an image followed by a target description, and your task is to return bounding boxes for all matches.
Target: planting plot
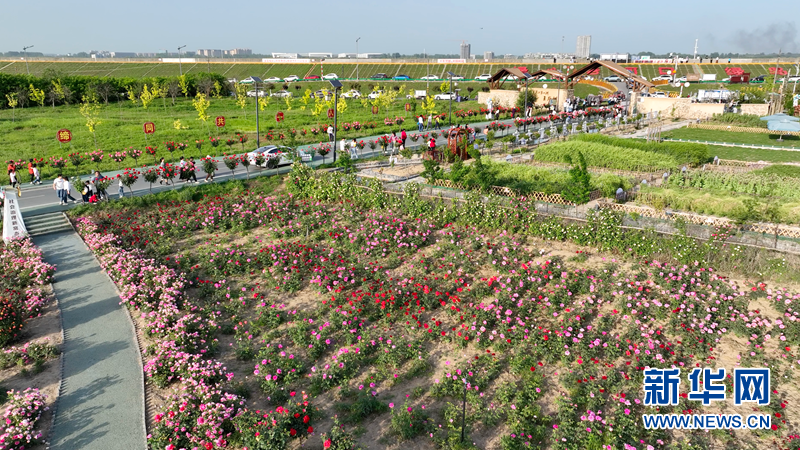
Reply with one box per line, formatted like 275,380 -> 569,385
664,128 -> 800,148
71,172 -> 800,450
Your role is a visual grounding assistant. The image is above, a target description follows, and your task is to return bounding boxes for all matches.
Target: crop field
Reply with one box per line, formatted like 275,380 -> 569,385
5,60 -> 797,82
66,169 -> 800,450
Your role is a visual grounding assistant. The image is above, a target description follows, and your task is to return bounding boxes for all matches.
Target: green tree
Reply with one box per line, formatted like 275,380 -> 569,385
192,93 -> 211,133
140,84 -> 158,110
5,94 -> 18,122
235,83 -> 248,118
516,89 -> 538,110
178,74 -> 190,97
562,152 -> 592,205
29,84 -> 45,107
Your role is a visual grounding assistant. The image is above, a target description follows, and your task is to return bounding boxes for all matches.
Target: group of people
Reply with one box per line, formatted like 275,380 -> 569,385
54,170 -> 115,205
6,159 -> 42,189
417,114 -> 442,132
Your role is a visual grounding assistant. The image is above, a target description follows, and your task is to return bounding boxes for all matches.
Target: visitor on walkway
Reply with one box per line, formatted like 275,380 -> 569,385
327,125 -> 334,142
91,171 -> 108,200
53,175 -> 65,204
418,116 -> 424,132
339,138 -> 347,156
117,177 -> 124,198
32,164 -> 41,185
27,159 -> 34,183
428,137 -> 436,152
8,169 -> 18,189
435,116 -> 441,129
64,178 -> 78,203
158,158 -> 167,185
401,129 -> 407,148
186,158 -> 198,183
81,181 -> 92,203
427,114 -> 433,130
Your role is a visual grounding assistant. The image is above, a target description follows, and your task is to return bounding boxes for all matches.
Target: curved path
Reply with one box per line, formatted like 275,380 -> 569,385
33,231 -> 146,450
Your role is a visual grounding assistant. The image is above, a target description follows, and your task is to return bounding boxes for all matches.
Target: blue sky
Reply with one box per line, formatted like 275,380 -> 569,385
2,0 -> 798,55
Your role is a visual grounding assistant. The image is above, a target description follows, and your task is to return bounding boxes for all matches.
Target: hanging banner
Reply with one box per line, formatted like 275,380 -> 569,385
327,108 -> 335,119
215,116 -> 226,127
143,122 -> 156,134
276,112 -> 284,122
57,129 -> 72,143
3,190 -> 28,242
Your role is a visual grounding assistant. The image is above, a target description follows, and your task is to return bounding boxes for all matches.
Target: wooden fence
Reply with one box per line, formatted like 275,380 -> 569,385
431,178 -> 602,206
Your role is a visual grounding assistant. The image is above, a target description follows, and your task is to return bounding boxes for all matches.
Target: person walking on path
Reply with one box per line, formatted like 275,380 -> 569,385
117,176 -> 124,198
90,171 -> 108,200
427,114 -> 433,130
417,116 -> 424,132
9,169 -> 18,189
435,116 -> 441,130
32,164 -> 41,185
64,178 -> 78,203
327,125 -> 334,142
401,129 -> 407,149
186,158 -> 198,183
27,159 -> 34,184
53,174 -> 66,205
158,158 -> 167,185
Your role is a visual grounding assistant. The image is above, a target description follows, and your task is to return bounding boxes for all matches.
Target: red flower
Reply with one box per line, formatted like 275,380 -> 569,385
290,428 -> 297,436
324,439 -> 332,449
308,426 -> 314,433
303,415 -> 310,423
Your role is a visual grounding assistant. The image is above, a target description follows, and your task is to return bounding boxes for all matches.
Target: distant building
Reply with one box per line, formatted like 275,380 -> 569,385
271,52 -> 298,59
226,48 -> 252,56
576,36 -> 591,59
484,51 -> 494,60
109,52 -> 136,58
307,52 -> 333,58
460,42 -> 470,60
197,49 -> 223,57
599,53 -> 629,62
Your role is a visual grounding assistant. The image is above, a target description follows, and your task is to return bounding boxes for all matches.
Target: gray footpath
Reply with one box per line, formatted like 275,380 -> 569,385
33,231 -> 146,450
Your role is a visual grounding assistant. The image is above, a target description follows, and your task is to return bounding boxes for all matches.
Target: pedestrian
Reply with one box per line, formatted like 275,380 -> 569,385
350,138 -> 358,157
53,174 -> 66,205
427,114 -> 433,130
417,115 -> 424,132
117,176 -> 124,198
27,159 -> 34,184
435,116 -> 441,130
64,178 -> 77,203
339,138 -> 347,156
390,131 -> 397,154
8,169 -> 18,189
179,156 -> 187,182
81,181 -> 92,203
91,171 -> 108,199
204,155 -> 214,182
6,161 -> 14,176
187,158 -> 198,183
158,158 -> 167,185
327,125 -> 334,142
428,137 -> 436,153
400,129 -> 407,148
32,164 -> 40,185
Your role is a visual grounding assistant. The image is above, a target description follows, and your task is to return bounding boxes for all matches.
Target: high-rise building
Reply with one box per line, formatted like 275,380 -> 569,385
576,36 -> 591,59
484,51 -> 494,61
460,42 -> 470,60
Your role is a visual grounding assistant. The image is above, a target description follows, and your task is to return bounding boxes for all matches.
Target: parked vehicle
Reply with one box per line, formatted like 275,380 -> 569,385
474,74 -> 492,81
450,75 -> 465,80
413,90 -> 427,99
284,75 -> 300,82
420,75 -> 439,80
271,90 -> 292,98
303,75 -> 321,80
246,90 -> 268,97
371,73 -> 389,79
651,75 -> 671,81
264,77 -> 282,83
367,90 -> 384,99
604,75 -> 623,82
434,92 -> 455,100
651,91 -> 668,98
394,74 -> 411,80
342,90 -> 361,98
322,73 -> 338,80
701,74 -> 717,81
247,146 -> 293,167
750,75 -> 766,83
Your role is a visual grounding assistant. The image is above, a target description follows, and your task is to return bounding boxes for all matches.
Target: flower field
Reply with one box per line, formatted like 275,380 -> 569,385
68,169 -> 800,450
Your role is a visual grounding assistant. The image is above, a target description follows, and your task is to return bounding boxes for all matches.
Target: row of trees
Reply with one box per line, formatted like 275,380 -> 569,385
0,71 -> 230,110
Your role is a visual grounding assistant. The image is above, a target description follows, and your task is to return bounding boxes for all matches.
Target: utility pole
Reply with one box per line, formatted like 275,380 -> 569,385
356,37 -> 361,81
23,45 -> 34,75
693,39 -> 698,60
178,45 -> 187,76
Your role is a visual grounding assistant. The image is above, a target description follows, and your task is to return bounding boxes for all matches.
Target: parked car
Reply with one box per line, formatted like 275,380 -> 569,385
788,76 -> 800,83
420,75 -> 439,80
604,75 -> 623,82
310,90 -> 330,100
371,73 -> 389,79
651,91 -> 668,98
721,77 -> 731,82
264,77 -> 282,83
246,90 -> 268,97
750,75 -> 766,83
650,75 -> 672,81
284,75 -> 300,82
247,146 -> 294,167
394,74 -> 411,80
450,75 -> 465,80
322,73 -> 338,80
474,74 -> 492,81
367,90 -> 384,99
675,76 -> 687,82
303,75 -> 321,80
342,89 -> 361,98
271,90 -> 292,98
434,92 -> 455,100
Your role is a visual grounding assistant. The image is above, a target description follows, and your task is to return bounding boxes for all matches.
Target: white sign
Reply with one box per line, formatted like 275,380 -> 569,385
160,58 -> 196,63
437,59 -> 466,64
262,58 -> 312,63
3,190 -> 27,242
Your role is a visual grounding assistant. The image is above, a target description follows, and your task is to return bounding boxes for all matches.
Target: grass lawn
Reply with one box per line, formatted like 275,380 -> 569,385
707,145 -> 800,163
664,127 -> 800,147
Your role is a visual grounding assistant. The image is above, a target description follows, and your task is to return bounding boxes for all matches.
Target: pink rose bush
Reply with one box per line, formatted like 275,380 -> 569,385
0,388 -> 47,450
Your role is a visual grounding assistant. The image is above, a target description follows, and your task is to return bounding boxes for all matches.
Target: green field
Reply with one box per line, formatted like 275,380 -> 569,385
4,60 -> 797,82
706,144 -> 800,163
664,128 -> 800,147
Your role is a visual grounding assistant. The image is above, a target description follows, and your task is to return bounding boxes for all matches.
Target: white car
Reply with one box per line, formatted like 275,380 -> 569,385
420,75 -> 439,80
284,75 -> 300,82
342,90 -> 361,98
788,76 -> 800,82
604,75 -> 622,82
247,146 -> 294,167
675,76 -> 687,82
246,90 -> 268,97
264,77 -> 282,83
271,90 -> 292,98
652,75 -> 672,81
322,73 -> 338,80
450,75 -> 465,80
651,91 -> 668,98
367,90 -> 384,99
434,92 -> 455,100
474,74 -> 492,81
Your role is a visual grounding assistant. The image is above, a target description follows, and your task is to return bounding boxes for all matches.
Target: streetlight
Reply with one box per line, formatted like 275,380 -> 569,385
522,73 -> 532,132
425,48 -> 429,92
356,37 -> 361,81
23,45 -> 33,75
447,71 -> 456,127
178,45 -> 186,76
329,79 -> 343,163
247,76 -> 263,147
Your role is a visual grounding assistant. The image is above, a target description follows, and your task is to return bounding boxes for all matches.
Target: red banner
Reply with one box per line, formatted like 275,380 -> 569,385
327,108 -> 335,119
215,116 -> 226,127
143,122 -> 155,134
276,111 -> 284,122
372,106 -> 378,115
404,103 -> 411,111
57,129 -> 72,143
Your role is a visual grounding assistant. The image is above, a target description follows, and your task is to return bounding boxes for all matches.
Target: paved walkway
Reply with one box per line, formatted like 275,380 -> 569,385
33,231 -> 145,450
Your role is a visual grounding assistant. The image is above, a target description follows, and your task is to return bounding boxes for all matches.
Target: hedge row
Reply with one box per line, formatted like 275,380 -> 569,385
573,134 -> 710,166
